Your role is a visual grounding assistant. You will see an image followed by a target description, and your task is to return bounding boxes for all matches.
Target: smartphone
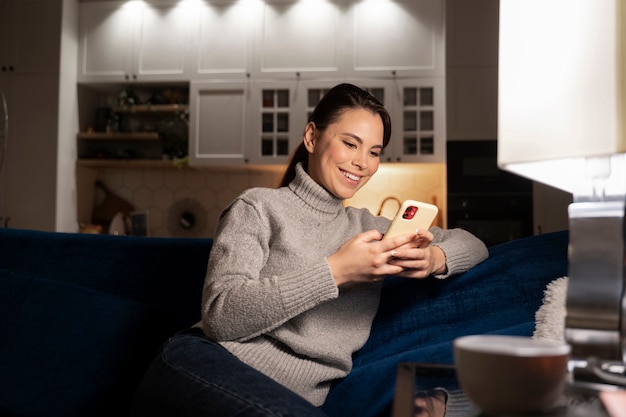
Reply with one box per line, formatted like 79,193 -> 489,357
383,200 -> 438,240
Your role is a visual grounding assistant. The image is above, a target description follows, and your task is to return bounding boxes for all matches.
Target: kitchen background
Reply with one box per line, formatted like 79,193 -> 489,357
0,0 -> 573,243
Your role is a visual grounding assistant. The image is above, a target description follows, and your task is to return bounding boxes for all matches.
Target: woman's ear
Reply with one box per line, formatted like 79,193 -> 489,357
303,122 -> 316,153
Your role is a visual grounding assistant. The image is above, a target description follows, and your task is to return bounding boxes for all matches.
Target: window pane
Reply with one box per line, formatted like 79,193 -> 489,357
404,87 -> 417,106
262,90 -> 274,107
403,136 -> 418,155
420,88 -> 433,106
277,113 -> 289,132
262,113 -> 274,132
261,138 -> 273,155
404,111 -> 417,132
420,136 -> 434,154
277,90 -> 289,107
419,111 -> 434,131
277,137 -> 289,155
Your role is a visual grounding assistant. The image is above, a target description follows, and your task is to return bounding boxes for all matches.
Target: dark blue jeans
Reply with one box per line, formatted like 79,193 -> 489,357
133,329 -> 329,417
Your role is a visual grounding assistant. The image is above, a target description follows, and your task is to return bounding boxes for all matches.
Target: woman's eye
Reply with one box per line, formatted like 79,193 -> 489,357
344,141 -> 357,149
370,150 -> 381,157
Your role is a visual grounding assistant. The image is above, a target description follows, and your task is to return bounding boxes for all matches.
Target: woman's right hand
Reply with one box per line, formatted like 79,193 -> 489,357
326,229 -> 419,286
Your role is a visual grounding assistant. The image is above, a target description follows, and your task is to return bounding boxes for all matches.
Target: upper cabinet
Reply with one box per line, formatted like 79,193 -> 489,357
252,0 -> 444,80
78,0 -> 445,82
78,1 -> 193,83
253,1 -> 344,80
346,0 -> 445,79
78,0 -> 446,165
0,0 -> 61,75
192,1 -> 256,79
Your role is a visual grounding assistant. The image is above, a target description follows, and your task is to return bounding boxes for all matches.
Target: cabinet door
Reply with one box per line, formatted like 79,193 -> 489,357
193,0 -> 256,79
253,0 -> 344,79
389,78 -> 445,163
346,0 -> 444,78
135,1 -> 192,81
78,1 -> 192,82
0,0 -> 61,75
78,2 -> 135,82
356,79 -> 445,163
189,81 -> 248,166
247,81 -> 304,164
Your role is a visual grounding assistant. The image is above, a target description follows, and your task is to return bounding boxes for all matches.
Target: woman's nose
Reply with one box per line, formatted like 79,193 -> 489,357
352,151 -> 368,169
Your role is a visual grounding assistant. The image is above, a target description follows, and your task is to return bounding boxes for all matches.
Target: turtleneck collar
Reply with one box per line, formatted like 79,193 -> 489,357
288,163 -> 345,215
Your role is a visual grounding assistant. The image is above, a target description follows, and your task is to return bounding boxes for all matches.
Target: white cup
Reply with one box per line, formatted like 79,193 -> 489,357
454,335 -> 571,416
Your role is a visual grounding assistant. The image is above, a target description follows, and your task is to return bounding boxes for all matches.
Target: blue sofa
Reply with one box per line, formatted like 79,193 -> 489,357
0,227 -> 569,417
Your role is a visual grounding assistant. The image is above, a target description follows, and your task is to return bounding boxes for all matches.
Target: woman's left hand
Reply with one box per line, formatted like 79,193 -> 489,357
387,229 -> 447,279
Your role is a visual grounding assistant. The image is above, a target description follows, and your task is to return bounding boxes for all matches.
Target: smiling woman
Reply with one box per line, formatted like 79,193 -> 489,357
133,83 -> 488,417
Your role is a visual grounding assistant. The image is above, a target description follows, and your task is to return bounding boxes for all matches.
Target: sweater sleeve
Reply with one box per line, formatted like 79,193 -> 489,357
201,198 -> 339,342
429,226 -> 489,279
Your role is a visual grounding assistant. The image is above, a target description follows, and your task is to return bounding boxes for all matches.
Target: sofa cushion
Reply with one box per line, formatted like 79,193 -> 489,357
0,270 -> 149,416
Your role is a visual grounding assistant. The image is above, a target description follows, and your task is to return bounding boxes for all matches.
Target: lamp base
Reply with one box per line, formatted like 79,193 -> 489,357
566,199 -> 626,388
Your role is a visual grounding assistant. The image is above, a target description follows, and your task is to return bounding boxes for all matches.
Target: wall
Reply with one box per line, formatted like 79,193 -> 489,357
79,163 -> 446,238
56,0 -> 79,232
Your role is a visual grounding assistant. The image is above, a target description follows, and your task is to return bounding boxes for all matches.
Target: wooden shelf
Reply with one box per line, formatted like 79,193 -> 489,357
77,159 -> 186,168
112,104 -> 189,113
77,132 -> 160,141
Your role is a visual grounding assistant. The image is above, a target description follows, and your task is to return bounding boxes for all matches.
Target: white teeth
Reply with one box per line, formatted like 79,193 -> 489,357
342,171 -> 360,181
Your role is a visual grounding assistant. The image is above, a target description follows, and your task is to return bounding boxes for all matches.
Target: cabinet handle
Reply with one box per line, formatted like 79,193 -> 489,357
132,74 -> 137,80
124,74 -> 129,80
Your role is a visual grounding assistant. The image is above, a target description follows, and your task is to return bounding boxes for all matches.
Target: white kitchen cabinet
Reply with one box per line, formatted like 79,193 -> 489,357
192,0 -> 257,79
391,78 -> 445,163
356,79 -> 445,163
190,80 -> 329,166
0,0 -> 61,75
188,81 -> 249,166
253,0 -> 345,80
245,81 -> 302,164
78,1 -> 193,83
346,0 -> 445,79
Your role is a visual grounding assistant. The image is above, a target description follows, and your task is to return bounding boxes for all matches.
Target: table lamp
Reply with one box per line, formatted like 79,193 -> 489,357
498,0 -> 626,388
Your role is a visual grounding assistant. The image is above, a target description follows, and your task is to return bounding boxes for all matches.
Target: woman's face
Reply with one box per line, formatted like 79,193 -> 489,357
304,108 -> 384,200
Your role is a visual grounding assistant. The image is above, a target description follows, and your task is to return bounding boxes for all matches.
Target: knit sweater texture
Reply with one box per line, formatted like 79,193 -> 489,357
199,163 -> 488,406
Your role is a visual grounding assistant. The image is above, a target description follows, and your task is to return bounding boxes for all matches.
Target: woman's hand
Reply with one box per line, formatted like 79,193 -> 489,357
327,229 -> 419,286
387,229 -> 448,279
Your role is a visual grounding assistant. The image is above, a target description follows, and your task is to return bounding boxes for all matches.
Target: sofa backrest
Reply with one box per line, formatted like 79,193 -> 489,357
0,228 -> 213,417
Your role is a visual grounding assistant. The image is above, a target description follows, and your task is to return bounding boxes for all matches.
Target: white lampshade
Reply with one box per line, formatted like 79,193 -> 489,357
498,0 -> 626,199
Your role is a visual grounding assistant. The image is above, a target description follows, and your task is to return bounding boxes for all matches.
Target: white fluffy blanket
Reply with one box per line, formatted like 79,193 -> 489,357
533,276 -> 568,342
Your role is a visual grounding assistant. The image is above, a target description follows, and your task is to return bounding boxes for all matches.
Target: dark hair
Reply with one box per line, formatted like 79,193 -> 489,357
278,83 -> 392,187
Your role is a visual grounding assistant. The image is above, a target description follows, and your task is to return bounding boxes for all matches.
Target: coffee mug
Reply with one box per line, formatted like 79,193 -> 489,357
454,335 -> 570,415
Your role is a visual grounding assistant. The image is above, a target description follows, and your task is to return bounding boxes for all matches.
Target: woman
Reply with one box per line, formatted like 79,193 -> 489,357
133,83 -> 488,417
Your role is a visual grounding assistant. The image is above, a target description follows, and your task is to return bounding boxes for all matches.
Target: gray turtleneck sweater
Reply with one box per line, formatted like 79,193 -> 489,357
199,164 -> 488,406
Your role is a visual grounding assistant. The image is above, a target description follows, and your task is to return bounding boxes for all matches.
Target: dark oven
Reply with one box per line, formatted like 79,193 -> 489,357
447,140 -> 533,247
